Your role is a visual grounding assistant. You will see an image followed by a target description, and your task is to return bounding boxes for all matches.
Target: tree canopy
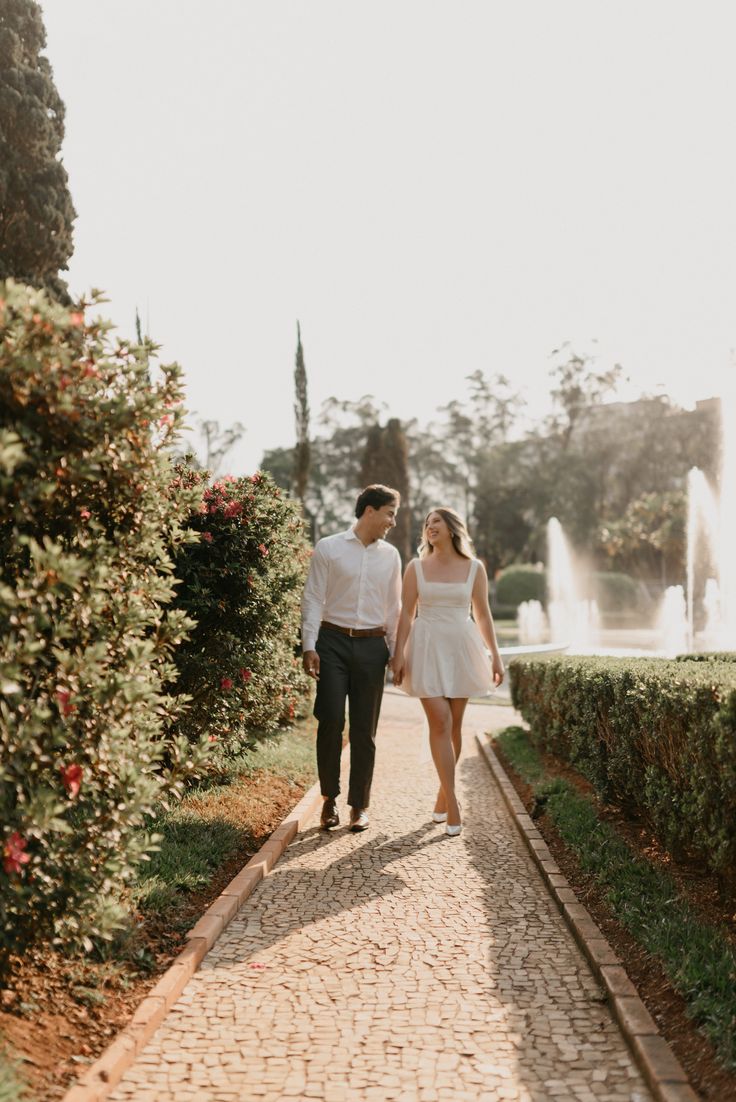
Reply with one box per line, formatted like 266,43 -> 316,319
0,0 -> 76,300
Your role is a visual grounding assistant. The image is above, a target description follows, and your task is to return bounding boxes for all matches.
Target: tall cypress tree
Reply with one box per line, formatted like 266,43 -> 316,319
0,0 -> 76,300
293,321 -> 310,506
359,417 -> 412,562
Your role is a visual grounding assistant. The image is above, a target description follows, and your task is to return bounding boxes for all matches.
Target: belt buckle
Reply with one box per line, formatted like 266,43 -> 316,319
349,627 -> 355,638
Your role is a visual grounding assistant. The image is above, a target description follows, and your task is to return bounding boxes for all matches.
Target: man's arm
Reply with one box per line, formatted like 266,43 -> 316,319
301,542 -> 329,675
385,549 -> 402,656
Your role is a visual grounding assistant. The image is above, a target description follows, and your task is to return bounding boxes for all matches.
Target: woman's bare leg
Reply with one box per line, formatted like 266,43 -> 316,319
434,697 -> 468,815
422,696 -> 460,825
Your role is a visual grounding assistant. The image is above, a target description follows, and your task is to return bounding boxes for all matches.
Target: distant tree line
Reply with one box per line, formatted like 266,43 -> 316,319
263,345 -> 716,584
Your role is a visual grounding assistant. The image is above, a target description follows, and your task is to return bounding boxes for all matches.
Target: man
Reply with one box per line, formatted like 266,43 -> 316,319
302,484 -> 402,832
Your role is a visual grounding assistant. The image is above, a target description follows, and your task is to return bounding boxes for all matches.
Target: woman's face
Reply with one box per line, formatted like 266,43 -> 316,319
425,511 -> 451,547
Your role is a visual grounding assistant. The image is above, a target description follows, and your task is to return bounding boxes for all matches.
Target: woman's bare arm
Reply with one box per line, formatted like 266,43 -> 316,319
471,561 -> 505,686
391,560 -> 419,687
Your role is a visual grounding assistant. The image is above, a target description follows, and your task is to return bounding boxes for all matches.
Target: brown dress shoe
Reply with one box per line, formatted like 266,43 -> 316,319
349,807 -> 369,832
320,798 -> 339,829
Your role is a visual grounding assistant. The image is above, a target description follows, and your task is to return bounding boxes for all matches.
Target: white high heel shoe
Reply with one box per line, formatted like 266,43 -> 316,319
445,804 -> 462,837
431,811 -> 447,823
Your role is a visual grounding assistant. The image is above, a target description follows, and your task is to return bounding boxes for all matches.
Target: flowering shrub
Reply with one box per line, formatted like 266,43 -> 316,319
0,281 -> 209,961
170,465 -> 311,750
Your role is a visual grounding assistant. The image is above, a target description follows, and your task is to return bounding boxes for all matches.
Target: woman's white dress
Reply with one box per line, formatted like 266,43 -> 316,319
400,558 -> 493,699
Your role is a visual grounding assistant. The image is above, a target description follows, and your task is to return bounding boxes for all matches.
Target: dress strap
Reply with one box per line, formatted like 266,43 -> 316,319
414,558 -> 426,595
466,559 -> 480,588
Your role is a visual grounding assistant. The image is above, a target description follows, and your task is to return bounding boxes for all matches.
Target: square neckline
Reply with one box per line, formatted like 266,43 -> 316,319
416,558 -> 475,585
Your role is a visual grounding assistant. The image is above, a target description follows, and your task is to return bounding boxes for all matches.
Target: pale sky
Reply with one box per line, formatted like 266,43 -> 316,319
41,0 -> 736,474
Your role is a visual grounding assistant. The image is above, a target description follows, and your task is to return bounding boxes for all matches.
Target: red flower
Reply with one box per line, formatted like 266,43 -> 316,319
3,833 -> 31,876
80,508 -> 91,520
240,668 -> 252,681
288,702 -> 295,719
201,531 -> 213,543
55,688 -> 76,716
221,677 -> 233,691
250,473 -> 262,484
69,311 -> 84,327
223,501 -> 242,518
61,763 -> 83,798
83,364 -> 99,378
222,474 -> 237,483
159,414 -> 174,428
258,544 -> 268,556
208,734 -> 218,742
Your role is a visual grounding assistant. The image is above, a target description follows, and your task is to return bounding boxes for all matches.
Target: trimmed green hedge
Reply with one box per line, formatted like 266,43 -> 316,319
494,564 -> 545,609
510,656 -> 736,875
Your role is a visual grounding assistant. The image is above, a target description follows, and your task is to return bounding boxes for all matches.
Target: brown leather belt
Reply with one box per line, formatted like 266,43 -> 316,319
321,620 -> 386,638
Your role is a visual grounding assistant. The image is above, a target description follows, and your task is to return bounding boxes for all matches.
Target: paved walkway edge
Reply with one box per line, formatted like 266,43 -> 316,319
476,733 -> 699,1102
61,779 -> 324,1102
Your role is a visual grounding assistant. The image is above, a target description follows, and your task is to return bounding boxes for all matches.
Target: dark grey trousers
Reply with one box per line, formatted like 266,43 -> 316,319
314,626 -> 389,809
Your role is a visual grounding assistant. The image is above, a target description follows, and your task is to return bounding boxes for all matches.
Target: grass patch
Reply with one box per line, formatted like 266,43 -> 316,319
494,726 -> 736,1070
132,720 -> 316,923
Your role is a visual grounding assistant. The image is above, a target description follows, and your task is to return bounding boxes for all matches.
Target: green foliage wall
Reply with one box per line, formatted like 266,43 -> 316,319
0,282 -> 207,958
510,655 -> 736,878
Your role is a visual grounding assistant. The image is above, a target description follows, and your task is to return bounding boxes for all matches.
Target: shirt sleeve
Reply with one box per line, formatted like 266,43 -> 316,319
385,549 -> 402,656
301,541 -> 329,652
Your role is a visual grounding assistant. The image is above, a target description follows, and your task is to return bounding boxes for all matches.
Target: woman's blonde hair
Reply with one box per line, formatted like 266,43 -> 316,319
418,507 -> 475,560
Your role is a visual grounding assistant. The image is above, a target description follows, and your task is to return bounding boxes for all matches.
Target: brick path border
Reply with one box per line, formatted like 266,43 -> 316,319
476,733 -> 700,1102
61,781 -> 324,1102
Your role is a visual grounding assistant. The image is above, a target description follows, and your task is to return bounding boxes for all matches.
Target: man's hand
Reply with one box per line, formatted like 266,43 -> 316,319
303,650 -> 320,680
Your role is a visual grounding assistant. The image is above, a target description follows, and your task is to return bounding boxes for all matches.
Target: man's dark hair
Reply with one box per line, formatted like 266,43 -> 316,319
355,484 -> 400,518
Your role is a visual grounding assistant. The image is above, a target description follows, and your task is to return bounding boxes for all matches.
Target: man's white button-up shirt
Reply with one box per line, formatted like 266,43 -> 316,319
301,528 -> 402,655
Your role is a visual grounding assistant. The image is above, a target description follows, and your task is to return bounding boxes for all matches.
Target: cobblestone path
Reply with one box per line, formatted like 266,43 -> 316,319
110,691 -> 651,1102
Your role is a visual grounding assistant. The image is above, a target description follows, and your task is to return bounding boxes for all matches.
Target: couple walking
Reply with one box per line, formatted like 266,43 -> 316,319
301,484 -> 505,837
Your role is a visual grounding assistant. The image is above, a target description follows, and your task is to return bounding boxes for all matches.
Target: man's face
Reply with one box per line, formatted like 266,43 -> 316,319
368,502 -> 398,539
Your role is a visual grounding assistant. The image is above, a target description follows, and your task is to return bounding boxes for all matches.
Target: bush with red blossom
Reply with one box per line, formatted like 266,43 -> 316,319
0,281 -> 210,962
170,465 -> 311,751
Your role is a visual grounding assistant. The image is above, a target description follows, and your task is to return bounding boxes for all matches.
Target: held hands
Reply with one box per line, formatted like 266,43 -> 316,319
390,656 -> 405,687
492,653 -> 505,687
303,650 -> 320,680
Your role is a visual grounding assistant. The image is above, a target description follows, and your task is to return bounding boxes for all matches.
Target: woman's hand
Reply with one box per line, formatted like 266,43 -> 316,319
491,653 -> 505,687
391,656 -> 405,687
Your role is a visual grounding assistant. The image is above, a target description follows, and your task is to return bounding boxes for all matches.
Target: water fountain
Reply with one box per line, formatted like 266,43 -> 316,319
517,599 -> 547,645
683,391 -> 736,651
545,518 -> 600,651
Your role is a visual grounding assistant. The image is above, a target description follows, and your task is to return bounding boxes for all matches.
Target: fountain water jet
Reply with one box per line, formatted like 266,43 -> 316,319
546,518 -> 600,650
684,390 -> 736,651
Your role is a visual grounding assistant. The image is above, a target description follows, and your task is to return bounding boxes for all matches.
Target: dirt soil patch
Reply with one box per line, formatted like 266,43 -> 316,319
493,740 -> 736,1102
0,769 -> 308,1102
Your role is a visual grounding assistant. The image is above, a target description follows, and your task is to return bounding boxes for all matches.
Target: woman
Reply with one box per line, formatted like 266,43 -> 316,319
392,508 -> 505,836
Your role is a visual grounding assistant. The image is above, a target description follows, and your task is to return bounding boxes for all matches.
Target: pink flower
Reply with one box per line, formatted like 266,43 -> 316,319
221,677 -> 233,691
3,833 -> 31,876
250,473 -> 262,485
208,734 -> 218,742
240,668 -> 252,682
223,501 -> 242,518
258,543 -> 268,556
61,763 -> 83,798
159,414 -> 174,428
55,688 -> 76,716
80,508 -> 91,520
201,531 -> 213,543
83,364 -> 99,378
222,474 -> 237,483
69,311 -> 84,327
